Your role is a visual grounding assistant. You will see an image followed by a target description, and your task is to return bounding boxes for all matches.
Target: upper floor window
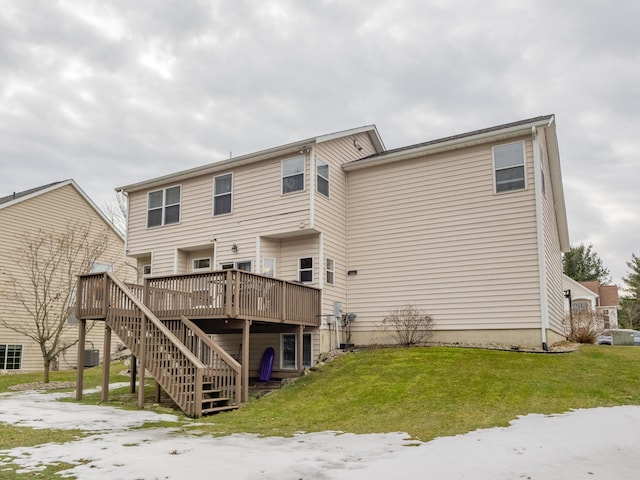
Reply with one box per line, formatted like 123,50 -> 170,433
147,185 -> 181,227
493,142 -> 525,193
299,257 -> 313,283
214,173 -> 232,216
317,158 -> 329,197
282,156 -> 305,194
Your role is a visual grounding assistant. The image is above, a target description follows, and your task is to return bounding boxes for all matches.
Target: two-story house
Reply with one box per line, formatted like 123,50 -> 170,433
0,180 -> 129,372
75,115 -> 569,416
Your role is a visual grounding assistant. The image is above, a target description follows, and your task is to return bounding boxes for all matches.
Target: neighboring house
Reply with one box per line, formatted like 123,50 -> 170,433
562,275 -> 619,329
0,180 -> 129,372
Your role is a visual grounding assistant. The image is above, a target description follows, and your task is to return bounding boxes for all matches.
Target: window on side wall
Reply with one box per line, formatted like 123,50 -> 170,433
282,156 -> 305,194
281,333 -> 312,369
299,257 -> 313,283
317,158 -> 329,197
493,142 -> 525,193
147,185 -> 181,227
214,173 -> 232,216
326,258 -> 335,285
263,257 -> 275,277
0,344 -> 22,370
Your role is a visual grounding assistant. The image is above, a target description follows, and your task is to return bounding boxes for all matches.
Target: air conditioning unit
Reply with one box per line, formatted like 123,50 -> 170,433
84,349 -> 100,368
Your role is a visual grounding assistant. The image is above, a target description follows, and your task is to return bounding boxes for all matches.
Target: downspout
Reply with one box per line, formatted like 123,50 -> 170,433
532,126 -> 550,351
309,146 -> 315,229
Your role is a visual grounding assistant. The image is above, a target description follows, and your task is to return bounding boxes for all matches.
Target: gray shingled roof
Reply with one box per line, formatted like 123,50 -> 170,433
353,114 -> 554,162
0,180 -> 68,205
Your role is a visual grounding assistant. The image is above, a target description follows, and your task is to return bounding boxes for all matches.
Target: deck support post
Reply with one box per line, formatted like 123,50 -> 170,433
138,315 -> 147,409
297,325 -> 304,375
130,355 -> 137,393
75,318 -> 86,400
101,323 -> 111,403
155,381 -> 161,404
242,319 -> 250,402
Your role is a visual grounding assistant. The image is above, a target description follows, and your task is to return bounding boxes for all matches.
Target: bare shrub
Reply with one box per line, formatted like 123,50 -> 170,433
381,305 -> 435,345
563,308 -> 605,344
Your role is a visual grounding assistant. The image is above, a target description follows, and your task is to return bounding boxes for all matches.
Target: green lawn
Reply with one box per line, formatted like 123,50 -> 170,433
2,347 -> 640,444
194,345 -> 640,441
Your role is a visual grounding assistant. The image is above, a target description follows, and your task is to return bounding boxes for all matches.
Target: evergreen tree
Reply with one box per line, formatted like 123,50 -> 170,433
563,243 -> 610,283
622,253 -> 640,300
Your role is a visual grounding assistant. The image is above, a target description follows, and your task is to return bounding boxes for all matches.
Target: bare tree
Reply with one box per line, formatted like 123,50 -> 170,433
381,305 -> 435,345
0,222 -> 110,382
102,191 -> 128,236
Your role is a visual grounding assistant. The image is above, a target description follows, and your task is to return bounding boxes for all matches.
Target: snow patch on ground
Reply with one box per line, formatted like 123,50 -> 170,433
1,388 -> 640,479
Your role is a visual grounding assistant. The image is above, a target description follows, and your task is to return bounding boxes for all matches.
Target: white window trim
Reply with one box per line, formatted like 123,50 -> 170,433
0,343 -> 23,370
220,260 -> 253,272
492,141 -> 526,194
316,157 -> 330,197
142,264 -> 152,277
263,257 -> 275,277
213,173 -> 233,216
281,156 -> 305,195
192,257 -> 211,272
280,333 -> 312,370
298,256 -> 313,283
326,257 -> 335,285
147,184 -> 182,228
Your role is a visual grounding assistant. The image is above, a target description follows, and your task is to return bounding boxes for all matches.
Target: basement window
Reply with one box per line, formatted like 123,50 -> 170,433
281,333 -> 312,369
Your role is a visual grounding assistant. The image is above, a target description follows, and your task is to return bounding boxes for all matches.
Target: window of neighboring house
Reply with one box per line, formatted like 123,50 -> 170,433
90,263 -> 113,273
192,258 -> 211,271
281,333 -> 312,369
326,258 -> 335,285
299,257 -> 313,283
147,185 -> 181,227
214,173 -> 233,216
221,260 -> 253,272
317,158 -> 329,197
263,257 -> 275,277
572,300 -> 590,311
282,156 -> 305,194
493,142 -> 526,193
0,344 -> 23,370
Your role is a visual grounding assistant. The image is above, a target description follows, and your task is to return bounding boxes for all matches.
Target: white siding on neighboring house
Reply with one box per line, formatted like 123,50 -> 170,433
345,137 -> 543,341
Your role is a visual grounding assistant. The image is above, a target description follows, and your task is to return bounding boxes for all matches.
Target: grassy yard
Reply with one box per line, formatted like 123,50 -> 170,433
194,345 -> 640,441
2,347 -> 640,444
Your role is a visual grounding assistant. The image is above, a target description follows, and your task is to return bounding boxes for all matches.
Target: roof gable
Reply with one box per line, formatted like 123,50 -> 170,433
0,179 -> 124,241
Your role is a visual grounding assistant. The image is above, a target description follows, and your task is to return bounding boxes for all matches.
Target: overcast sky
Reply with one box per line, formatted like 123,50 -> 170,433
1,0 -> 638,286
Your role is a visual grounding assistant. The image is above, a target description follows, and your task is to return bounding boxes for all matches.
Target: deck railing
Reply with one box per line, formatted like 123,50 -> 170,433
163,316 -> 242,407
145,270 -> 321,326
77,272 -> 209,417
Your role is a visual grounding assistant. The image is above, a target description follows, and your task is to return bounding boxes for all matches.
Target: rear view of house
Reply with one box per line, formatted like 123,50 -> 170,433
76,115 -> 570,416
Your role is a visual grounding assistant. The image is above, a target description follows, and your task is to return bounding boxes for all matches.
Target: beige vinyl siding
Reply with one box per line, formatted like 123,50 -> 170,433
126,152 -> 313,276
539,130 -> 566,335
345,137 -> 542,336
0,184 -> 129,371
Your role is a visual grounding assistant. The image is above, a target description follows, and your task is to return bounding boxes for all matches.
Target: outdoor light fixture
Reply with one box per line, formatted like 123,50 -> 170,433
231,243 -> 238,253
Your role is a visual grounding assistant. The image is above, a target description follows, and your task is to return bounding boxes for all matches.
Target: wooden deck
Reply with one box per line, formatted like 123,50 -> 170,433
75,270 -> 321,417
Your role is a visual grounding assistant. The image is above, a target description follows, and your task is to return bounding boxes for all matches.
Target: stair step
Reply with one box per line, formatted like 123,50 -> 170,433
201,404 -> 239,415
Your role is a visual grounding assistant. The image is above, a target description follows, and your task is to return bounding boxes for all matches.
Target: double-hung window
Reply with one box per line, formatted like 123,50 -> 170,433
0,344 -> 22,370
316,158 -> 329,197
282,156 -> 305,194
299,257 -> 313,283
214,173 -> 232,216
326,258 -> 335,285
147,186 -> 181,227
494,142 -> 525,193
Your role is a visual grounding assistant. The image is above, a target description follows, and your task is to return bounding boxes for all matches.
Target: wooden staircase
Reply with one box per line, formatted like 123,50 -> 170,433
76,272 -> 242,417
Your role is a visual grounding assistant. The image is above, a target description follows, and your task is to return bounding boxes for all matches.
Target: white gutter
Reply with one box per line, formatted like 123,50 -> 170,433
532,126 -> 549,350
309,147 -> 315,229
